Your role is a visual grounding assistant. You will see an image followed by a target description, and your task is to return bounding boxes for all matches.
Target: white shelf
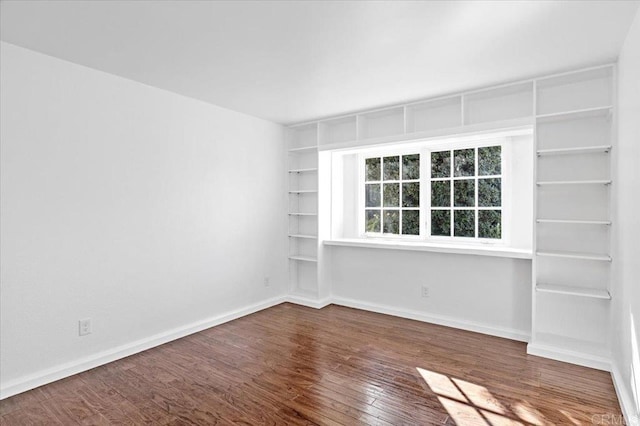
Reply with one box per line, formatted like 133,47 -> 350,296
536,283 -> 611,300
288,146 -> 317,153
288,212 -> 317,216
536,219 -> 611,225
288,234 -> 318,239
288,190 -> 318,194
536,145 -> 611,156
536,250 -> 611,262
536,106 -> 612,122
288,255 -> 317,262
536,179 -> 611,186
288,168 -> 318,173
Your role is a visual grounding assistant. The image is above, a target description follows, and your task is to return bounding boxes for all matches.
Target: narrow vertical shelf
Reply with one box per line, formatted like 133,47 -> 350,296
530,64 -> 614,368
287,124 -> 319,297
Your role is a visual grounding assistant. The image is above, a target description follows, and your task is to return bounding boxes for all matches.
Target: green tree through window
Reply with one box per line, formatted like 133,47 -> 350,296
365,154 -> 420,235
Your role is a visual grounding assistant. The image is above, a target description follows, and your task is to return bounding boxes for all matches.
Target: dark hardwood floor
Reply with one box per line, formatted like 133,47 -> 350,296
0,303 -> 622,425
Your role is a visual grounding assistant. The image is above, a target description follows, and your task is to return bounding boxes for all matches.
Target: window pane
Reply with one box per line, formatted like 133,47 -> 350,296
454,148 -> 475,177
383,210 -> 399,234
454,179 -> 475,207
479,210 -> 501,239
365,210 -> 381,233
402,182 -> 420,207
383,156 -> 400,180
402,210 -> 420,235
383,183 -> 399,207
431,210 -> 450,236
454,210 -> 475,237
431,180 -> 450,207
365,184 -> 381,207
431,151 -> 450,178
365,158 -> 381,181
478,178 -> 501,207
402,154 -> 420,180
478,146 -> 501,176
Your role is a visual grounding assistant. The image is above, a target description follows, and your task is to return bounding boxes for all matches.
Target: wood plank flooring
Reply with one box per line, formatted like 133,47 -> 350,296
0,303 -> 622,425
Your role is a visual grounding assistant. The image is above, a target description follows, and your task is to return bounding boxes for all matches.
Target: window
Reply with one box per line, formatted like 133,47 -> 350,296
430,146 -> 502,239
364,154 -> 420,235
361,141 -> 504,242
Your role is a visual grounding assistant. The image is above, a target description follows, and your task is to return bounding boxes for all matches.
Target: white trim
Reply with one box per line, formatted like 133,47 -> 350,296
287,63 -> 614,128
526,342 -> 611,372
318,118 -> 533,152
332,296 -> 530,342
324,238 -> 532,259
286,294 -> 332,309
612,364 -> 640,426
0,295 -> 287,400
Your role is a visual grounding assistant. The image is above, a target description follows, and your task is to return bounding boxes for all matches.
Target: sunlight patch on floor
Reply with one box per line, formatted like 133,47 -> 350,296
417,367 -> 552,426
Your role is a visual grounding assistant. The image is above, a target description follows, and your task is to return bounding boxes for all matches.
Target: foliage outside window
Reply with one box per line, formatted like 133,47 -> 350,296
364,154 -> 420,235
430,146 -> 502,239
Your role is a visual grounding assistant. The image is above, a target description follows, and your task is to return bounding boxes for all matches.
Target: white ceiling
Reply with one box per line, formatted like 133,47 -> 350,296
1,1 -> 638,125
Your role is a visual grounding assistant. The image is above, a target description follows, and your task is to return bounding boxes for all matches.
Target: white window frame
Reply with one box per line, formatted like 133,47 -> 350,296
427,141 -> 506,243
359,137 -> 510,246
360,147 -> 423,239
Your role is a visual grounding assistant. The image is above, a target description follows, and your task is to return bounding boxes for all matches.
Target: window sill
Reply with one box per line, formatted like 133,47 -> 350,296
323,238 -> 532,259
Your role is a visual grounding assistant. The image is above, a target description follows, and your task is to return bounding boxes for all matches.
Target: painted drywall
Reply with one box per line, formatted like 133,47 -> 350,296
612,6 -> 640,422
0,42 -> 288,395
330,246 -> 531,339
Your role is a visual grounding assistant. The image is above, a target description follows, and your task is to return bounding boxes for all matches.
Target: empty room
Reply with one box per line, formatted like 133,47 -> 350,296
1,0 -> 639,424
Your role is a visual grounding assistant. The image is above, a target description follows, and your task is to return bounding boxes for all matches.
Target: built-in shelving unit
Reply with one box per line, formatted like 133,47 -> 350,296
285,63 -> 616,370
530,64 -> 614,370
287,123 -> 319,297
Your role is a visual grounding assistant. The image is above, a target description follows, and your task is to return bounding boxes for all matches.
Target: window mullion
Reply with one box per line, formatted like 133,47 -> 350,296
449,150 -> 454,237
475,147 -> 479,239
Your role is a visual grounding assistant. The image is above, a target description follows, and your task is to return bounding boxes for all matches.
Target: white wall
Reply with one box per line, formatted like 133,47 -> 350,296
0,42 -> 288,396
612,7 -> 640,422
330,247 -> 531,339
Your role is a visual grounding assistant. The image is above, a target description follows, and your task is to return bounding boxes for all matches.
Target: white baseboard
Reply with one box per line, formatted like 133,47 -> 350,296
331,296 -> 530,342
3,292 -> 616,403
526,342 -> 611,372
286,294 -> 332,309
0,295 -> 287,400
612,363 -> 640,425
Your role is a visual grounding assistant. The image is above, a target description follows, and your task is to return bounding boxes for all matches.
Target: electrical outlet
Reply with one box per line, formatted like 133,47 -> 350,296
79,318 -> 92,336
264,277 -> 270,287
421,286 -> 430,298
